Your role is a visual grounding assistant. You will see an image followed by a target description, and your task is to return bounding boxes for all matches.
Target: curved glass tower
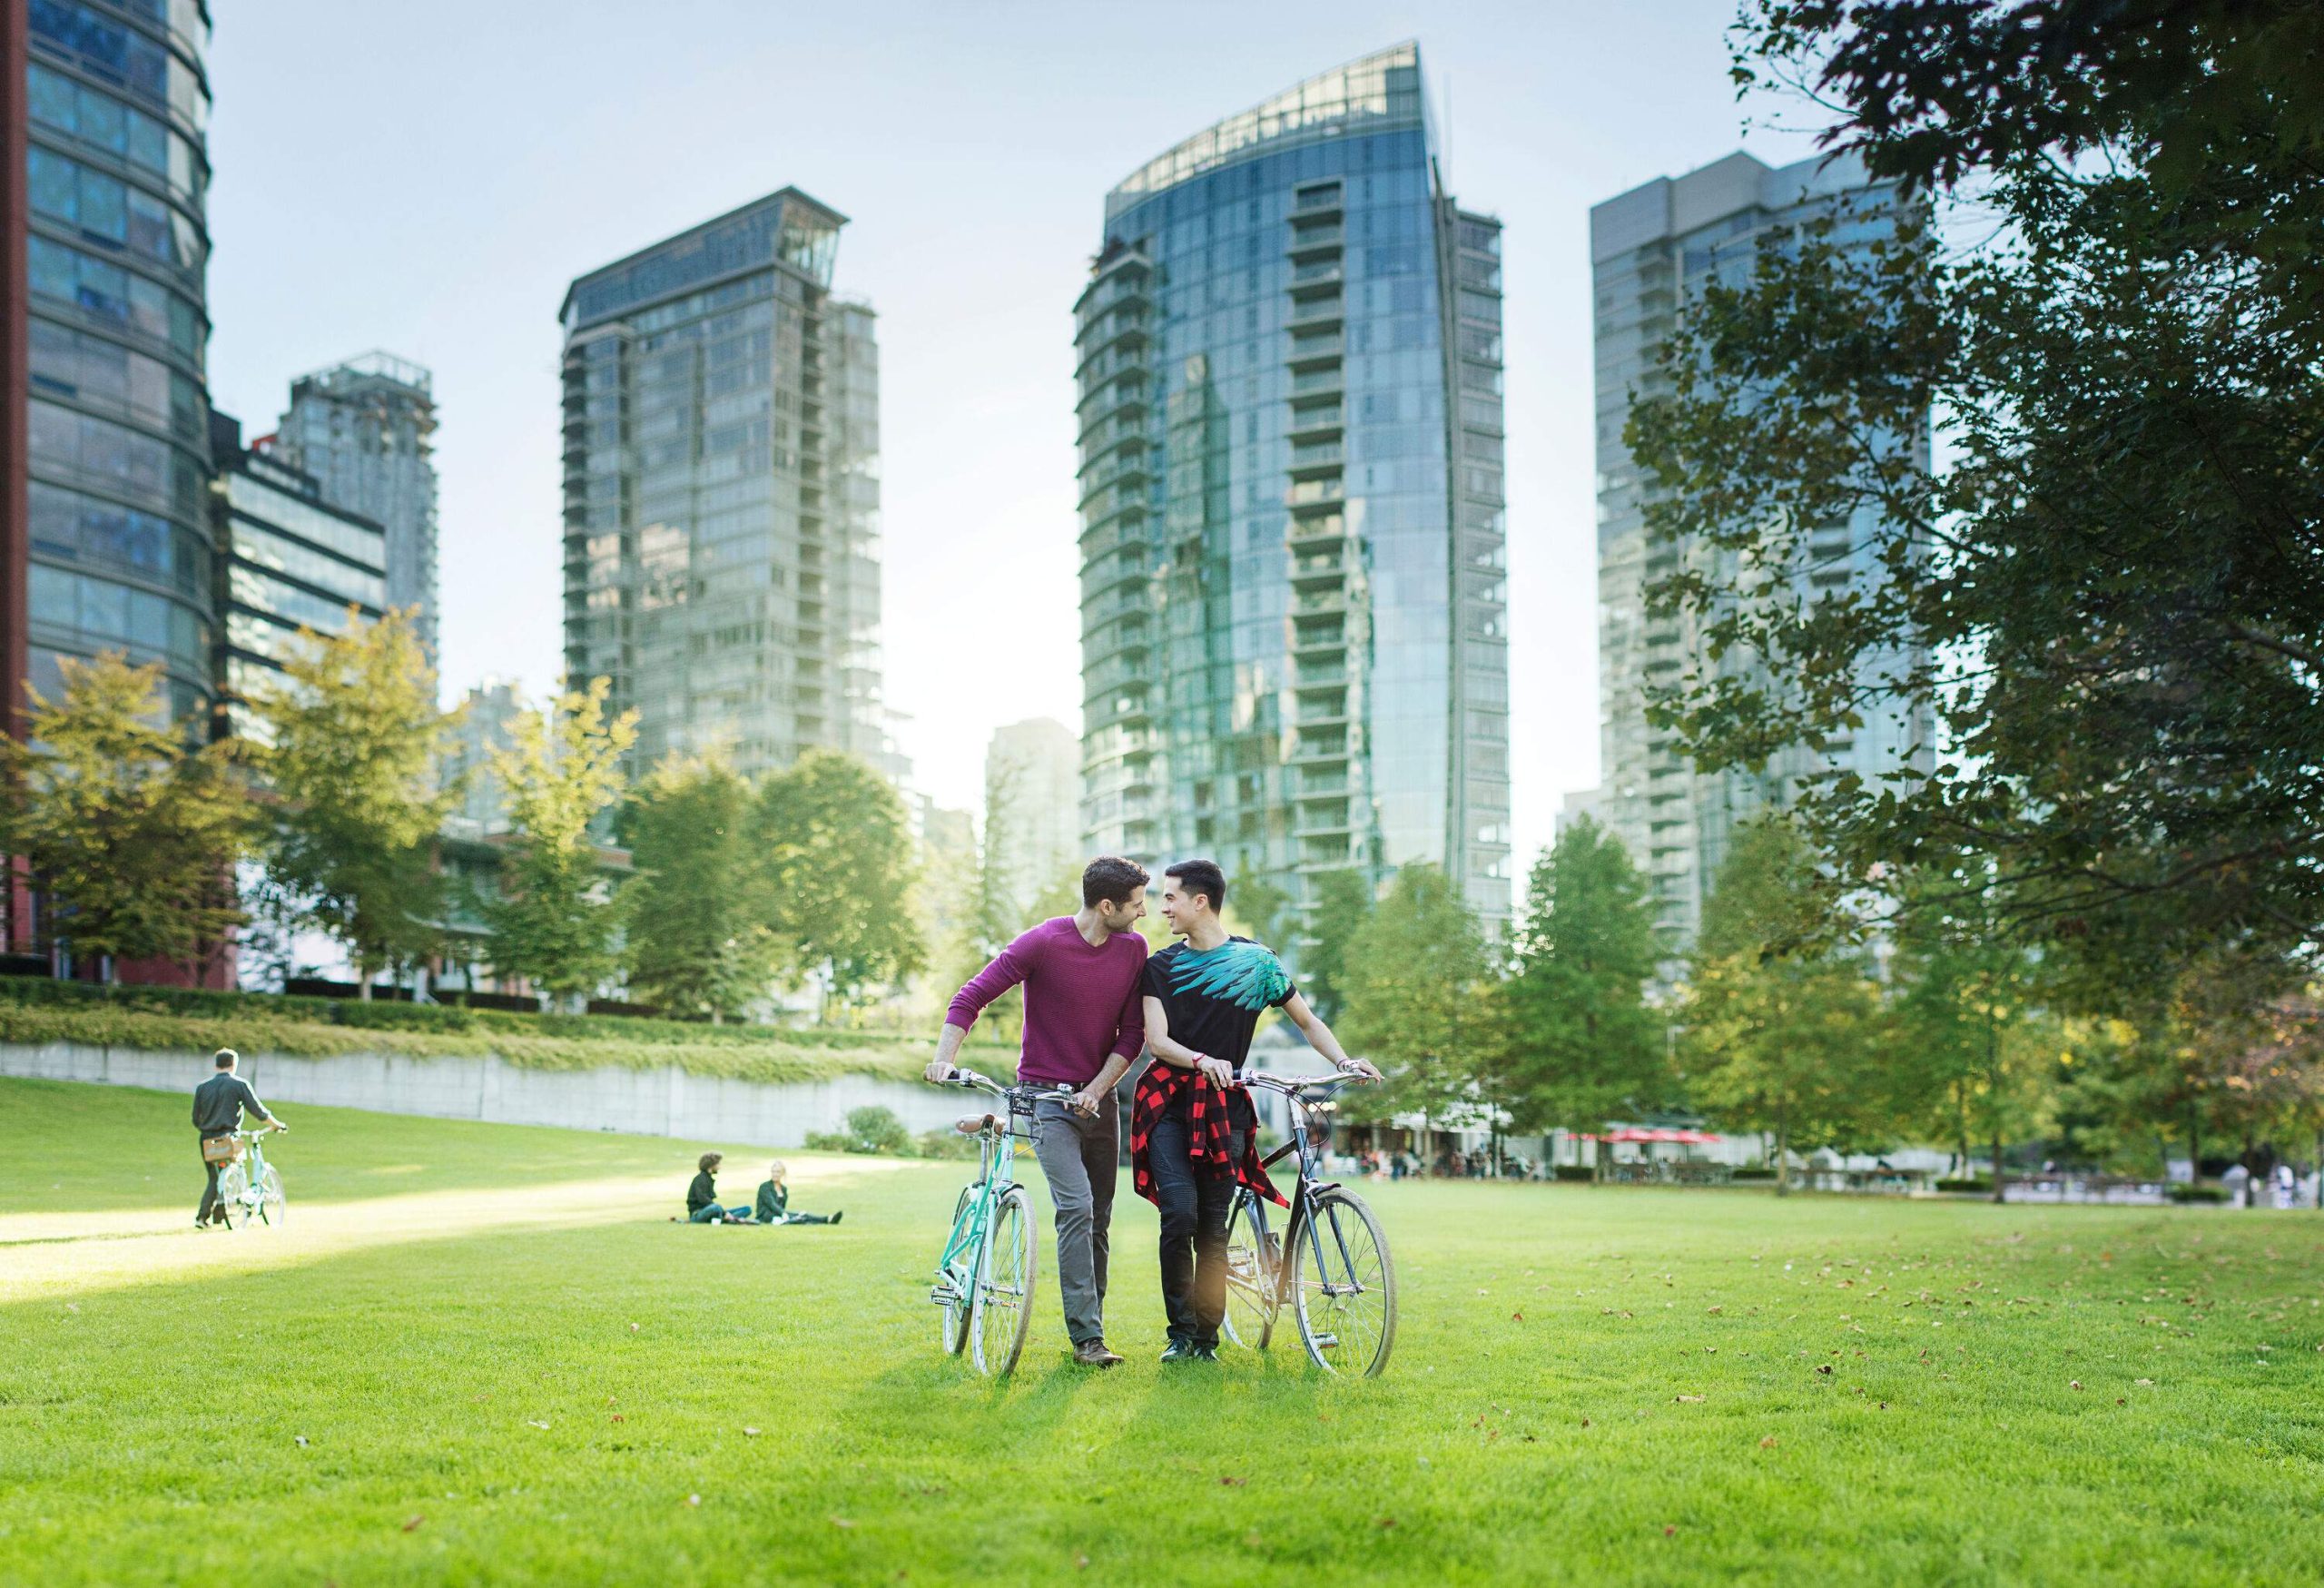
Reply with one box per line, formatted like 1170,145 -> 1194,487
15,0 -> 214,727
1076,42 -> 1511,937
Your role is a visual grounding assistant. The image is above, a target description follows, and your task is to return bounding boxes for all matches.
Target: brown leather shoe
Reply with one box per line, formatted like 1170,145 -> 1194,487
1073,1339 -> 1124,1368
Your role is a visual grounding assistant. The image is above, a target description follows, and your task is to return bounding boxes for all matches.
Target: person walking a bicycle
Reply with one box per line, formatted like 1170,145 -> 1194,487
924,856 -> 1151,1369
193,1048 -> 285,1229
1131,859 -> 1378,1362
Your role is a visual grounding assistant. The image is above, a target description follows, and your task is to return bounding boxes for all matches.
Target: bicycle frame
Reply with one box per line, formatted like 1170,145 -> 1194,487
1237,1076 -> 1368,1309
930,1071 -> 1068,1319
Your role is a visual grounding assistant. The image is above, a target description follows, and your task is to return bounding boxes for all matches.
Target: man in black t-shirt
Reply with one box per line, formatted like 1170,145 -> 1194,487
192,1048 -> 284,1228
1130,859 -> 1379,1361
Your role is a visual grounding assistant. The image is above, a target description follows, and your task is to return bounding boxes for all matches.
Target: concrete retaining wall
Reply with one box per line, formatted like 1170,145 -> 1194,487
0,1041 -> 971,1149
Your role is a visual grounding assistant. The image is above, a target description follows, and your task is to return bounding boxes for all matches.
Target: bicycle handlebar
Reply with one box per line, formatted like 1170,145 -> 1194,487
1241,1070 -> 1368,1096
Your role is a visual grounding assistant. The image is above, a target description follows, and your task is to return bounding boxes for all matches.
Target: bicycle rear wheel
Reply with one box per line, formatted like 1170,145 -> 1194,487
940,1186 -> 978,1356
259,1165 -> 285,1228
216,1162 -> 251,1230
1220,1190 -> 1278,1350
1291,1187 -> 1395,1377
970,1185 -> 1036,1377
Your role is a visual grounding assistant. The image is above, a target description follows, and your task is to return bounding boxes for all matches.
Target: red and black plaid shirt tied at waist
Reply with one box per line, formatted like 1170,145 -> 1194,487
1129,1065 -> 1286,1208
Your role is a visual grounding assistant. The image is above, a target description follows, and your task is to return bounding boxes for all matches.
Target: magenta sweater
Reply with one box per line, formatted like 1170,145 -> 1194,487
946,917 -> 1149,1087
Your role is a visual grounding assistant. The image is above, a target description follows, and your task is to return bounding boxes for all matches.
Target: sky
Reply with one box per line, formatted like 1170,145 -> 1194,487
203,0 -> 1817,875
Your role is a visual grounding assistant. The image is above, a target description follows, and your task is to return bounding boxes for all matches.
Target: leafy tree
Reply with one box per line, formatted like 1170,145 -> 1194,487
1498,818 -> 1670,1149
1,655 -> 251,981
753,748 -> 924,1020
1226,871 -> 1293,948
480,676 -> 635,1008
1633,1 -> 2324,1003
251,611 -> 461,999
1338,865 -> 1493,1149
1679,817 -> 1882,1193
1295,868 -> 1374,1021
619,754 -> 779,1021
1886,871 -> 2050,1199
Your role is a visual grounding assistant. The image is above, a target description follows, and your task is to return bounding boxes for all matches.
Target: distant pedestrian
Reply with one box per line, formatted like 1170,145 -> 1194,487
192,1048 -> 284,1228
684,1152 -> 751,1224
755,1160 -> 842,1226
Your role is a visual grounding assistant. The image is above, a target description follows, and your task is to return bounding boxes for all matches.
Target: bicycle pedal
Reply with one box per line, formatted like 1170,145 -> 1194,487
1309,1333 -> 1340,1349
929,1285 -> 957,1306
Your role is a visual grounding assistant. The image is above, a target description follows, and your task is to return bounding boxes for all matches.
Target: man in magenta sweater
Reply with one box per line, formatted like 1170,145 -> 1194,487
927,855 -> 1150,1367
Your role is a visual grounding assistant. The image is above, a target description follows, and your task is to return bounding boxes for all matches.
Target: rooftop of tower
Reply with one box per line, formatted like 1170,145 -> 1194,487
1105,41 -> 1431,221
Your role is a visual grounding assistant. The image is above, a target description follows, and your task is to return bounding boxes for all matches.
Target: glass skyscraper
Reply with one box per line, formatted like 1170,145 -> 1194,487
1076,42 -> 1512,936
1590,150 -> 1933,942
273,350 -> 437,662
7,0 -> 214,733
560,189 -> 898,779
208,411 -> 387,745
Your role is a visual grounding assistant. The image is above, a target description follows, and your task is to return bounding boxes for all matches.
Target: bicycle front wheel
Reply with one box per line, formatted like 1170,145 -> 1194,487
1220,1189 -> 1278,1350
259,1165 -> 285,1228
970,1185 -> 1037,1377
1291,1186 -> 1395,1377
216,1162 -> 251,1230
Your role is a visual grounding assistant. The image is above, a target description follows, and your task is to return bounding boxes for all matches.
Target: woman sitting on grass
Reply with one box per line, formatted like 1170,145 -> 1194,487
684,1152 -> 753,1223
755,1160 -> 842,1226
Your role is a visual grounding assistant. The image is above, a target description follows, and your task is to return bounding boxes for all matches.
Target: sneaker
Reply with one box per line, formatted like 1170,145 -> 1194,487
1159,1339 -> 1210,1364
1192,1341 -> 1220,1361
831,1210 -> 844,1225
1073,1339 -> 1124,1368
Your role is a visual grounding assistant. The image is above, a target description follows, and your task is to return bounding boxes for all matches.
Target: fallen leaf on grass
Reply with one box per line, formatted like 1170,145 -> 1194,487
743,1426 -> 762,1437
686,1494 -> 701,1507
527,1420 -> 551,1430
2136,1377 -> 2154,1386
1707,1305 -> 1722,1316
610,1415 -> 625,1423
294,1435 -> 309,1448
402,1516 -> 425,1533
1674,1395 -> 1707,1404
1759,1436 -> 1778,1448
1219,1475 -> 1246,1486
1664,1525 -> 1677,1536
1512,1310 -> 1524,1323
1815,1365 -> 1834,1376
2070,1380 -> 2083,1391
831,1515 -> 852,1528
1075,1553 -> 1090,1569
1375,1517 -> 1397,1529
1581,1417 -> 1591,1428
628,1323 -> 639,1333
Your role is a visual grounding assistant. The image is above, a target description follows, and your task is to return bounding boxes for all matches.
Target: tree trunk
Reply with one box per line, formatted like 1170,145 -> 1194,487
1775,1096 -> 1791,1197
1987,1014 -> 2005,1204
2187,1099 -> 2201,1192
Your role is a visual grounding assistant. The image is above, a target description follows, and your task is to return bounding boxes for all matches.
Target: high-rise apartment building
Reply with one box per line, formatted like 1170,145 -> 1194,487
6,0 -> 216,740
208,411 -> 386,744
1591,151 -> 1932,942
274,351 -> 437,660
559,189 -> 897,780
1076,42 -> 1512,938
985,715 -> 1080,907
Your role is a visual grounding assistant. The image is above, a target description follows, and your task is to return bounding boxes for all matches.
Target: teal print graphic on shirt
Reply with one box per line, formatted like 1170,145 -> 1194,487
1171,940 -> 1292,1011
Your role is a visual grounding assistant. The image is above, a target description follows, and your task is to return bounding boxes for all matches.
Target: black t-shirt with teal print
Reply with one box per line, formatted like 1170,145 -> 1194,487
1141,935 -> 1297,1075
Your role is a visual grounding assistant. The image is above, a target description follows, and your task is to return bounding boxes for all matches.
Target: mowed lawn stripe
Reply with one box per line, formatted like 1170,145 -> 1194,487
2,1077 -> 2319,1585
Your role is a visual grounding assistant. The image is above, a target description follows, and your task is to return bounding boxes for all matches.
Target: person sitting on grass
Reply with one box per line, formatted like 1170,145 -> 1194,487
754,1160 -> 842,1226
684,1152 -> 753,1224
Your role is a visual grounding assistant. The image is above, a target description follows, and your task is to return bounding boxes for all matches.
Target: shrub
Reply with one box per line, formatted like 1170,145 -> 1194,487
2168,1183 -> 2230,1204
1935,1178 -> 1993,1194
1552,1165 -> 1597,1182
842,1106 -> 912,1155
914,1127 -> 981,1161
1729,1167 -> 1779,1182
803,1130 -> 852,1153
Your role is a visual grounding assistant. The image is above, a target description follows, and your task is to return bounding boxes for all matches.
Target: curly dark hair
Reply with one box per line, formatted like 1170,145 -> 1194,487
1081,855 -> 1150,908
698,1151 -> 723,1174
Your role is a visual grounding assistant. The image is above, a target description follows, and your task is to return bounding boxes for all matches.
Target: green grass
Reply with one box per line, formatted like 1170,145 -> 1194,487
3,1076 -> 2320,1586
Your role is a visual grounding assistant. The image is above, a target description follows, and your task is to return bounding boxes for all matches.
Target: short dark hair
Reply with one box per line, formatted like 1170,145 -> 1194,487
698,1151 -> 723,1174
1166,858 -> 1228,913
213,1048 -> 238,1070
1082,855 -> 1150,908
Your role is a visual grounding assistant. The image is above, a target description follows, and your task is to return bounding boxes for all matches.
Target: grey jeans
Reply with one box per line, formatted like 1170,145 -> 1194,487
1031,1092 -> 1118,1346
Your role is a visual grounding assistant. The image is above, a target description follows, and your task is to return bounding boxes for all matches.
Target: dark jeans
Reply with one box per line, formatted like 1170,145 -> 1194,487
689,1203 -> 745,1223
197,1146 -> 224,1223
1147,1097 -> 1247,1349
1031,1094 -> 1118,1346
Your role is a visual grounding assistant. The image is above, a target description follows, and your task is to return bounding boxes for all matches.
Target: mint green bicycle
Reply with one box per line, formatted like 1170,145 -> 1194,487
215,1128 -> 287,1230
928,1069 -> 1069,1376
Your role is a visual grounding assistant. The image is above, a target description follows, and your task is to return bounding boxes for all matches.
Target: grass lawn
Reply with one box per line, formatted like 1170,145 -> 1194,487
2,1076 -> 2320,1586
